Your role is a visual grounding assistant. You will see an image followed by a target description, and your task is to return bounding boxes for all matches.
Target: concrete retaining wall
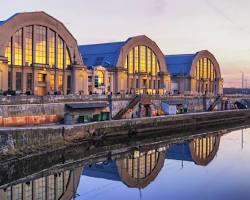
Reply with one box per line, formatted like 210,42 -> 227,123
0,103 -> 65,126
0,94 -> 247,127
1,109 -> 249,157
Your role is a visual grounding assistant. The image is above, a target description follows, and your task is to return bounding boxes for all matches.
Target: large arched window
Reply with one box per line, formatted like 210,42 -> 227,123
124,45 -> 160,76
196,58 -> 216,93
4,25 -> 71,68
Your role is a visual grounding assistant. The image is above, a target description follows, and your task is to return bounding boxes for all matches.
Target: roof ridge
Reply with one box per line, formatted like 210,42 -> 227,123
79,41 -> 125,47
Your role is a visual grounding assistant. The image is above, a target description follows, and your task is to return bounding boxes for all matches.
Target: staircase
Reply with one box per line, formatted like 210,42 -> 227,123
207,95 -> 222,111
113,95 -> 141,120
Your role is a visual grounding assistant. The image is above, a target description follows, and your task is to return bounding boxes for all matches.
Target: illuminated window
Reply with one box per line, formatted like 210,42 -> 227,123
48,29 -> 55,68
14,29 -> 23,66
156,61 -> 160,74
124,57 -> 128,69
66,48 -> 71,69
37,73 -> 46,83
96,71 -> 104,86
58,75 -> 63,91
152,53 -> 156,76
147,48 -> 152,73
5,41 -> 11,64
57,37 -> 64,69
25,26 -> 33,66
128,49 -> 133,74
50,74 -> 55,91
140,46 -> 146,72
134,46 -> 139,73
35,26 -> 46,64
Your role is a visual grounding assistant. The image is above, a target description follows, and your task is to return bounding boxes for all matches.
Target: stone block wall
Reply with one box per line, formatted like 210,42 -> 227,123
0,103 -> 64,126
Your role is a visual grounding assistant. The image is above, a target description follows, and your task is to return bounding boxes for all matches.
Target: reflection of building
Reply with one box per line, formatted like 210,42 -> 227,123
165,50 -> 223,95
83,135 -> 221,189
167,135 -> 220,166
83,147 -> 167,189
79,35 -> 171,95
0,167 -> 82,200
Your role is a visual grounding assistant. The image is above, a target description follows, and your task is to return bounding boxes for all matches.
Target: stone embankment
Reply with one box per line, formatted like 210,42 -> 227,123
0,109 -> 249,158
0,94 -> 218,126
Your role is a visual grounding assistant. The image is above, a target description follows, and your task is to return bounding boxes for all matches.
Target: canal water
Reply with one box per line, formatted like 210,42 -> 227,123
1,126 -> 250,200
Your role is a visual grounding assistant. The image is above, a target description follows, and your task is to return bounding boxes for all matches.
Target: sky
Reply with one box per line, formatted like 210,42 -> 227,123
1,0 -> 250,87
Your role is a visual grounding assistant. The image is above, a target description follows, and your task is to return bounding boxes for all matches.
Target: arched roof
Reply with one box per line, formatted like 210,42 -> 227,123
165,50 -> 221,78
0,11 -> 83,66
79,35 -> 168,73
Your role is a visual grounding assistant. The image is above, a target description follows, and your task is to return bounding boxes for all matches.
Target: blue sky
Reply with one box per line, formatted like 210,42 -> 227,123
1,0 -> 250,87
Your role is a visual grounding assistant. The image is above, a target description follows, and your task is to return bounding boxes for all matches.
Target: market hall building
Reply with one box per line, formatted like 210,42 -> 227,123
0,11 -> 88,96
0,11 -> 223,97
165,50 -> 223,95
79,35 -> 171,95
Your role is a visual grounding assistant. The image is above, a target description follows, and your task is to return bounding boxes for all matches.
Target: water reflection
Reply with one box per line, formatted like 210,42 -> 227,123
0,126 -> 247,200
0,168 -> 82,200
83,134 -> 221,190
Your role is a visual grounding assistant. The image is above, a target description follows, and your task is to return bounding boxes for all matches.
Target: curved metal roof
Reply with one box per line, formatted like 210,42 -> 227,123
0,13 -> 20,26
79,41 -> 127,69
165,53 -> 198,76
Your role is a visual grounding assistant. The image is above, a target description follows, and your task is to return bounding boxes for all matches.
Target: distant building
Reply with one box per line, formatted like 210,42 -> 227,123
223,87 -> 250,95
165,50 -> 223,95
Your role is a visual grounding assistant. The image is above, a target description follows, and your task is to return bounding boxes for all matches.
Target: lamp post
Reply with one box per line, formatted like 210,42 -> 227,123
241,72 -> 244,95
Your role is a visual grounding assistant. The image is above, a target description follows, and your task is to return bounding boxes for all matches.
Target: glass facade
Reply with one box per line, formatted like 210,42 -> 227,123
35,26 -> 46,64
124,45 -> 161,93
13,29 -> 23,66
50,74 -> 55,91
125,46 -> 160,74
196,57 -> 216,94
48,29 -> 55,68
4,25 -> 72,95
25,26 -> 33,66
57,37 -> 63,69
5,41 -> 11,64
4,25 -> 71,68
58,75 -> 63,91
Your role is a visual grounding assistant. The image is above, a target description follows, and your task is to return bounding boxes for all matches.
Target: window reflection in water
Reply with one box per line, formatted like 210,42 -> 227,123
4,170 -> 72,200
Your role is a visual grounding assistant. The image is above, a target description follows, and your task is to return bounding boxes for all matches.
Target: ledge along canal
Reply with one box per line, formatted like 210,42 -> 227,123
0,119 -> 250,199
0,109 -> 250,160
